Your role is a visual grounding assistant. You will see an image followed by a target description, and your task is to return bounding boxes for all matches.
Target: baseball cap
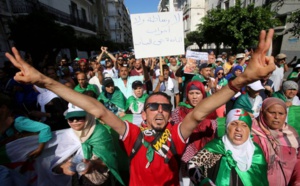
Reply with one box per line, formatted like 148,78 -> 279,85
275,53 -> 287,60
102,77 -> 114,87
65,103 -> 86,119
132,80 -> 144,89
199,63 -> 213,70
247,80 -> 265,91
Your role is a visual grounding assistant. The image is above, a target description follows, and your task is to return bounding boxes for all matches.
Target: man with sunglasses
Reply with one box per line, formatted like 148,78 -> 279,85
6,29 -> 276,186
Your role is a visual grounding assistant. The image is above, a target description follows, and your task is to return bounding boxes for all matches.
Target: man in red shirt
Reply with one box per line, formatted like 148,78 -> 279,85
6,29 -> 275,186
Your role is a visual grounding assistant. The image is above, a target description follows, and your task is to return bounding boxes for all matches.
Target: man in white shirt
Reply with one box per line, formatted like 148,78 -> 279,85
269,53 -> 287,92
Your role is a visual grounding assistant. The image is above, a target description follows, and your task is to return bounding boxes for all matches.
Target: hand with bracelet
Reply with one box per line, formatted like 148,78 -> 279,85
228,29 -> 275,92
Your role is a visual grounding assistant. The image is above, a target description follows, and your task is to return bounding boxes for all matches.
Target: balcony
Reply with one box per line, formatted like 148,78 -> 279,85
10,0 -> 96,32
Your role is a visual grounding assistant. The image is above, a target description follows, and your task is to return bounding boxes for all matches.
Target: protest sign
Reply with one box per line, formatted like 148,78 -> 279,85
131,12 -> 184,59
186,50 -> 208,61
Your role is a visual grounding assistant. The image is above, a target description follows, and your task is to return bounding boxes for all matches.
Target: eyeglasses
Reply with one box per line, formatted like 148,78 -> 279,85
68,117 -> 85,122
144,103 -> 172,112
217,72 -> 224,75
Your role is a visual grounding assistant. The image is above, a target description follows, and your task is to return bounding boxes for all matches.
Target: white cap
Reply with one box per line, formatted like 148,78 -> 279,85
216,57 -> 223,62
64,103 -> 86,119
236,53 -> 245,59
296,64 -> 300,68
247,80 -> 265,91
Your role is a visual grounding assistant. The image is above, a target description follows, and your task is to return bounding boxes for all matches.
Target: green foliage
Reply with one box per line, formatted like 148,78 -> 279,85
287,10 -> 300,38
186,31 -> 204,50
197,1 -> 280,53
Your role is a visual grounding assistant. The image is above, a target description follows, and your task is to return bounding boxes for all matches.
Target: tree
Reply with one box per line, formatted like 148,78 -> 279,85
186,30 -> 205,50
198,0 -> 280,53
287,9 -> 300,38
9,10 -> 77,68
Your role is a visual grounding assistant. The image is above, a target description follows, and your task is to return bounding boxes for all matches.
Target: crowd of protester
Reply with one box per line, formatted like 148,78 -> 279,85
0,29 -> 299,186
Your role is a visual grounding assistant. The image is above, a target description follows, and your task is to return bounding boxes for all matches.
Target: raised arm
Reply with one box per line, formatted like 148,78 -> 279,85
5,48 -> 126,136
180,29 -> 276,139
95,47 -> 105,64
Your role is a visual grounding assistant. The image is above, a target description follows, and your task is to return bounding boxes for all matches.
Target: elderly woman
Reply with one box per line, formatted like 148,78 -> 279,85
272,80 -> 300,107
51,103 -> 124,186
188,108 -> 268,186
172,81 -> 217,181
252,97 -> 300,186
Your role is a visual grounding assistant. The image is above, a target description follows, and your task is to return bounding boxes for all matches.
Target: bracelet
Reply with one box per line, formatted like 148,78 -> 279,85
228,80 -> 240,92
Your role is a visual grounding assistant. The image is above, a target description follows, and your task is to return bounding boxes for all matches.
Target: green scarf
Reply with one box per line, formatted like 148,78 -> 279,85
178,101 -> 193,109
74,84 -> 98,95
233,93 -> 253,113
125,93 -> 148,112
81,123 -> 124,185
272,91 -> 287,102
204,138 -> 268,186
97,87 -> 126,110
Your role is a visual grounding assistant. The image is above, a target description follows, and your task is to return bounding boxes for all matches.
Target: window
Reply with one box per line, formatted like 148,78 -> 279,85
81,8 -> 87,22
224,0 -> 229,9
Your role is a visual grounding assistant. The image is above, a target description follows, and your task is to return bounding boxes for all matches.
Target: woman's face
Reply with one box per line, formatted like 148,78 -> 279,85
68,117 -> 86,131
234,69 -> 242,76
134,87 -> 144,98
217,70 -> 224,78
105,84 -> 115,94
263,104 -> 286,130
284,89 -> 298,99
187,90 -> 203,107
227,120 -> 250,145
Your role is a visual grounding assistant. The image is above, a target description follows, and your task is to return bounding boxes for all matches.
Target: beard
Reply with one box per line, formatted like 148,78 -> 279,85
169,65 -> 179,72
151,124 -> 165,132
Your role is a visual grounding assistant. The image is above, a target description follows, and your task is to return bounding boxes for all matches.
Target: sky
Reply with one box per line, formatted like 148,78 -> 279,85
124,0 -> 161,14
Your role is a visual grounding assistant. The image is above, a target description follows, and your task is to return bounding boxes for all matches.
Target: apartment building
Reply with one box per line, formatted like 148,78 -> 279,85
0,0 -> 132,64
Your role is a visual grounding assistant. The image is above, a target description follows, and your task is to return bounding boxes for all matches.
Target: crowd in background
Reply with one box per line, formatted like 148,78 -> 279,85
0,41 -> 300,186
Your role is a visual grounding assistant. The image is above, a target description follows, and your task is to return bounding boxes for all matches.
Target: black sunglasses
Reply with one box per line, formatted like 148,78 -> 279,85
217,72 -> 224,75
68,117 -> 85,122
144,103 -> 172,112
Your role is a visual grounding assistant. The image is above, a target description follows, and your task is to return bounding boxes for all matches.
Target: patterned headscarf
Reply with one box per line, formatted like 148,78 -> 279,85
282,80 -> 298,91
223,108 -> 255,171
252,97 -> 299,164
226,108 -> 252,129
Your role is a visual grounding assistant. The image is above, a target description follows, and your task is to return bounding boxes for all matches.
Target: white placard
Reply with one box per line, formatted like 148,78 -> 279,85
131,12 -> 184,59
186,50 -> 208,61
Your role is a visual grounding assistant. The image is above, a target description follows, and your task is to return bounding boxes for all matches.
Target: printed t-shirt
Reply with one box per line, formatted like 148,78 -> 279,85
121,121 -> 187,186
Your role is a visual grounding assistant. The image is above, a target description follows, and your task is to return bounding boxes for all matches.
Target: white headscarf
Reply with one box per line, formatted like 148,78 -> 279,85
34,85 -> 59,121
222,109 -> 255,171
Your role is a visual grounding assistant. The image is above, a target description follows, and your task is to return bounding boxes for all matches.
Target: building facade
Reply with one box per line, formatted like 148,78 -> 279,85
0,0 -> 132,65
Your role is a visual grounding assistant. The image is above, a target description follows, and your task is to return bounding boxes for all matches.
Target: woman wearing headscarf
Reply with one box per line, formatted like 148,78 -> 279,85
51,103 -> 124,186
272,80 -> 300,107
214,67 -> 227,117
214,67 -> 228,89
97,77 -> 126,117
171,80 -> 217,181
225,65 -> 243,81
32,85 -> 69,131
251,98 -> 300,186
188,108 -> 269,186
225,65 -> 246,112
